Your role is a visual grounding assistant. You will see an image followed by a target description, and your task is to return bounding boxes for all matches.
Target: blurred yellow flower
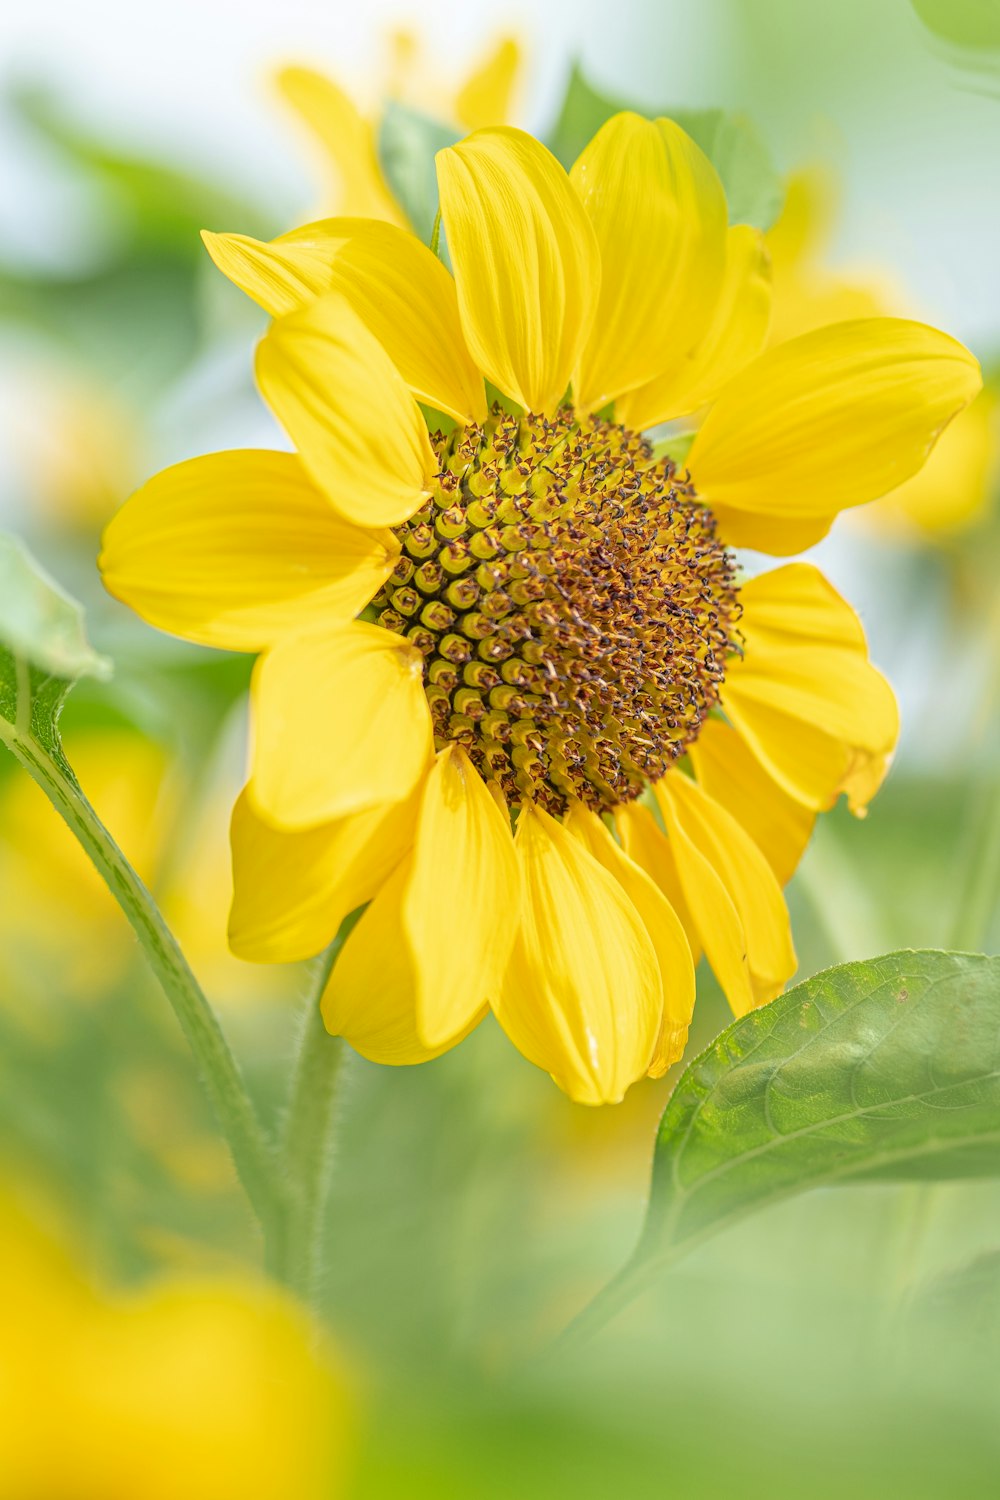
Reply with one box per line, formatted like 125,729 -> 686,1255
276,31 -> 521,224
0,727 -> 291,1017
103,115 -> 979,1103
0,730 -> 168,1011
9,368 -> 140,532
0,1192 -> 351,1500
767,169 -> 998,540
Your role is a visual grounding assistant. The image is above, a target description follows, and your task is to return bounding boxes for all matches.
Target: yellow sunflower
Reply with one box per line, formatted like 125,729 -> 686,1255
100,115 -> 980,1104
275,31 -> 521,225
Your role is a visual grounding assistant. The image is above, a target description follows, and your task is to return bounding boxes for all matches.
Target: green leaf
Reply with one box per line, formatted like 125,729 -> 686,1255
0,533 -> 111,704
651,430 -> 697,468
640,951 -> 1000,1263
669,107 -> 784,230
910,0 -> 1000,50
549,63 -> 783,230
377,102 -> 460,247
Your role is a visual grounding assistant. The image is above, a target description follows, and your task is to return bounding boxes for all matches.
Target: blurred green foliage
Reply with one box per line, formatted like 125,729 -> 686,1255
0,82 -> 273,384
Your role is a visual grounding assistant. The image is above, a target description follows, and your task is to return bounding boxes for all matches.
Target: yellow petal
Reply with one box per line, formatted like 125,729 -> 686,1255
618,224 -> 772,430
203,220 -> 486,425
100,449 -> 396,651
248,622 -> 432,830
655,772 -> 797,1015
256,292 -> 437,528
274,65 -> 404,224
570,113 -> 727,414
710,505 -> 837,557
229,786 -> 420,963
436,127 -> 600,413
688,718 -> 815,886
615,801 -> 700,963
493,803 -> 661,1105
454,37 -> 521,130
403,747 -> 520,1047
321,857 -> 485,1064
722,564 -> 899,813
564,803 -> 695,1078
864,387 -> 998,539
689,318 -> 982,521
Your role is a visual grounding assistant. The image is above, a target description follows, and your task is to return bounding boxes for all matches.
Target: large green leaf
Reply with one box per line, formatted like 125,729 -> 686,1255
549,63 -> 783,229
377,102 -> 460,246
639,951 -> 1000,1262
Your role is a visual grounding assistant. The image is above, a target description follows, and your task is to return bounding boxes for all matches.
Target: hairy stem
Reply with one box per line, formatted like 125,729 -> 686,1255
0,719 -> 284,1246
279,922 -> 356,1301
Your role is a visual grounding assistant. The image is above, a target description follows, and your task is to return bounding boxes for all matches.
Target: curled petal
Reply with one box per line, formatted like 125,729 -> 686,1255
229,787 -> 420,963
653,773 -> 797,1017
322,859 -> 485,1064
493,803 -> 661,1104
722,564 -> 899,813
564,802 -> 695,1078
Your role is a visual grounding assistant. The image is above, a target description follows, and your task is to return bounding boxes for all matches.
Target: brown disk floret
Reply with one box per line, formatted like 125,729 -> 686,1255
371,406 -> 741,815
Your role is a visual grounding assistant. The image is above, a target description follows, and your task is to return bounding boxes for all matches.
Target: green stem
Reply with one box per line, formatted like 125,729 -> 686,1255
550,1249 -> 666,1355
0,720 -> 284,1246
278,922 -> 355,1300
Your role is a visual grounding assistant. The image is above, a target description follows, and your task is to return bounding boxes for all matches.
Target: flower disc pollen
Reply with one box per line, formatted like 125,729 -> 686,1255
372,407 -> 741,814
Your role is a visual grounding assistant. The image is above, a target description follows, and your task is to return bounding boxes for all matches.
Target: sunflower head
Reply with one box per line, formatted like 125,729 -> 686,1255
101,108 -> 982,1105
372,406 -> 740,814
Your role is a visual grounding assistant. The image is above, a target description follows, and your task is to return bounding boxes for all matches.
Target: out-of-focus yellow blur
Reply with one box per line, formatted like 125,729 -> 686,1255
0,1189 -> 352,1500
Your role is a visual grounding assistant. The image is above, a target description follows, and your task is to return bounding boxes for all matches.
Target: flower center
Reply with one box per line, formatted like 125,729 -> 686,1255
372,406 -> 740,814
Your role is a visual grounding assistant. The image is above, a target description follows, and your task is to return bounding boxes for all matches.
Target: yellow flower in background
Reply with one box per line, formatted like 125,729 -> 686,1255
0,1192 -> 350,1500
0,727 -> 291,1017
0,731 -> 168,1010
101,114 -> 980,1104
276,31 -> 521,224
767,169 -> 998,540
6,368 -> 140,533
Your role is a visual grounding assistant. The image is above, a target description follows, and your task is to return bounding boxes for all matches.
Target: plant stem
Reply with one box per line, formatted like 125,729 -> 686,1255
551,1251 -> 665,1355
279,923 -> 355,1301
0,721 -> 284,1246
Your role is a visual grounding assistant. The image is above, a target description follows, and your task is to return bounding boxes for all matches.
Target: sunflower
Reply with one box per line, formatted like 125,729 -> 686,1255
275,31 -> 520,225
101,115 -> 980,1104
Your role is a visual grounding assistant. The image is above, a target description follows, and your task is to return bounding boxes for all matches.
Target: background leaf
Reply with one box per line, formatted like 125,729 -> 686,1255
640,950 -> 1000,1262
377,101 -> 460,246
549,62 -> 784,229
910,0 -> 1000,50
0,532 -> 111,695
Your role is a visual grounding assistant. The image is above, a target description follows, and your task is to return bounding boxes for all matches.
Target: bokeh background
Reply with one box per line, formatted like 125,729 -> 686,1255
2,1 -> 1000,1494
